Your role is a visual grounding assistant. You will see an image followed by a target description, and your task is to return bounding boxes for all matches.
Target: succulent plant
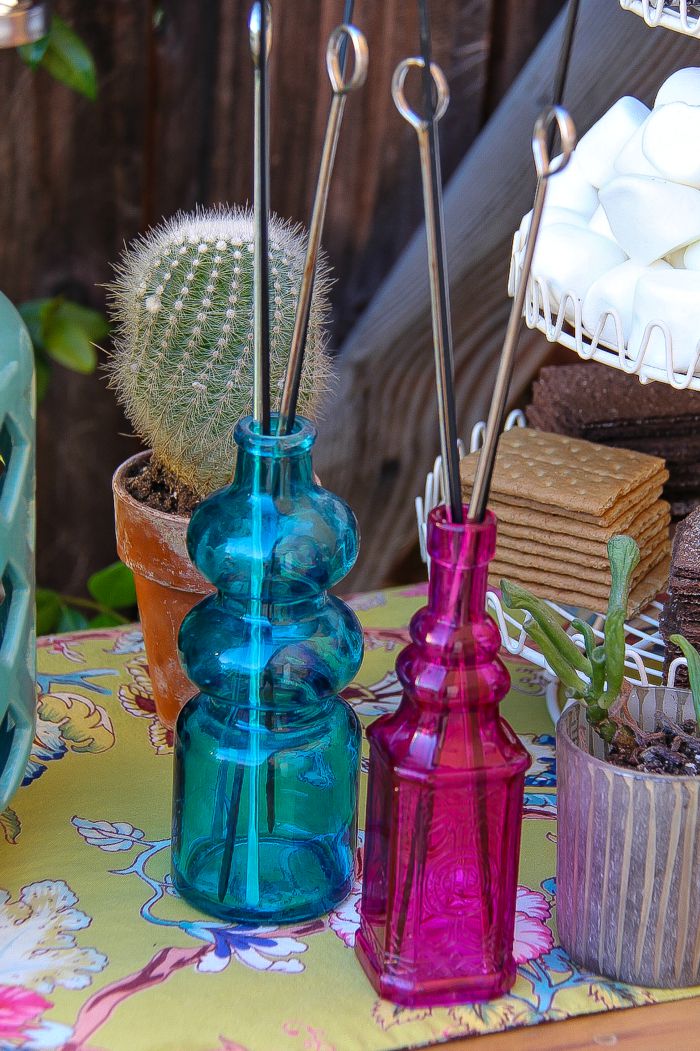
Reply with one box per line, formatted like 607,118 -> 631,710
108,207 -> 331,495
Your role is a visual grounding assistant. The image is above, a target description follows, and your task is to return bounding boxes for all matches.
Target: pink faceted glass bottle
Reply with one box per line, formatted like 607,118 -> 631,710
356,505 -> 530,1007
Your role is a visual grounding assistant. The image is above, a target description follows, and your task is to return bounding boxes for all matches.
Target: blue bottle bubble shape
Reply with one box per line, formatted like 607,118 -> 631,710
173,414 -> 363,923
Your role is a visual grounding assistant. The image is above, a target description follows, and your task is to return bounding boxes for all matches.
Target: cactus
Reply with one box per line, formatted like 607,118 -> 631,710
108,207 -> 331,495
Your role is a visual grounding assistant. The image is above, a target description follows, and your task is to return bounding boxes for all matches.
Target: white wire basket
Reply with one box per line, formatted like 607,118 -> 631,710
415,414 -> 685,722
620,0 -> 700,36
508,230 -> 700,391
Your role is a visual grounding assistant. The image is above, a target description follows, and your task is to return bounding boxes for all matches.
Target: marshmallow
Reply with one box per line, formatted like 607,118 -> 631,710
643,102 -> 700,188
582,259 -> 671,345
588,205 -> 616,242
600,175 -> 700,264
655,68 -> 700,109
532,224 -> 626,320
575,97 -> 649,188
629,269 -> 700,373
541,206 -> 590,229
614,122 -> 662,179
684,240 -> 700,269
541,154 -> 598,219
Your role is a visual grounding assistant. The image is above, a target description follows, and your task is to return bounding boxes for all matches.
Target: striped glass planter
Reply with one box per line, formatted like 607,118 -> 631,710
557,687 -> 700,988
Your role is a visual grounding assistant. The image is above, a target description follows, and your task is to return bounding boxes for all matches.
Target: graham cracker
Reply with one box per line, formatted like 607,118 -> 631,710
493,557 -> 669,617
496,521 -> 670,574
493,506 -> 668,559
485,494 -> 669,539
492,502 -> 669,555
492,543 -> 668,598
460,428 -> 668,522
483,478 -> 667,526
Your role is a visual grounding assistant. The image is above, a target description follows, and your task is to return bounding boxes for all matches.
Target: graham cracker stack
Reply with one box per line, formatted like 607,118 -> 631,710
460,428 -> 671,615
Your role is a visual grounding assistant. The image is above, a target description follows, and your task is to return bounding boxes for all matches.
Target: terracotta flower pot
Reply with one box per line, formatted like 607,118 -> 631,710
557,685 -> 700,988
113,451 -> 213,729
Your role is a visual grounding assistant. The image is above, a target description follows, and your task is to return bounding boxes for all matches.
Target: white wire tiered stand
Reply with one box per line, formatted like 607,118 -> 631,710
508,229 -> 700,390
620,0 -> 700,36
415,413 -> 688,725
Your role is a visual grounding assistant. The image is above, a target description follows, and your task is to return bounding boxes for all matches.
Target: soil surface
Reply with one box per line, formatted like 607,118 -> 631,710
609,713 -> 700,776
125,458 -> 200,516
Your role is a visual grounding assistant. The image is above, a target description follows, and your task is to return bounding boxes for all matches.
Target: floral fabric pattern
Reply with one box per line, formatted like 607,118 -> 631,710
0,595 -> 696,1051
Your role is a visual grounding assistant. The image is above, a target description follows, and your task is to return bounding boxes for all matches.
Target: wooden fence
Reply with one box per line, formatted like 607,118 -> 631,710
0,0 -> 562,592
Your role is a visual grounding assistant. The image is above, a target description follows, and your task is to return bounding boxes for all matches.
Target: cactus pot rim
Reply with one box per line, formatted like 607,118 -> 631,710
112,449 -> 193,529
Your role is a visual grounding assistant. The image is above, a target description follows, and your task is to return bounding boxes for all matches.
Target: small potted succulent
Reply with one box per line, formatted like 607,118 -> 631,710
503,536 -> 700,988
109,208 -> 331,728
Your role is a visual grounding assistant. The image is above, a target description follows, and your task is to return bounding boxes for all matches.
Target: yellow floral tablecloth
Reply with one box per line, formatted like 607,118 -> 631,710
1,585 -> 699,1051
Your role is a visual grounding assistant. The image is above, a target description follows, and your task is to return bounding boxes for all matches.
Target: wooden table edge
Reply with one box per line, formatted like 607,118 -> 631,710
427,997 -> 698,1049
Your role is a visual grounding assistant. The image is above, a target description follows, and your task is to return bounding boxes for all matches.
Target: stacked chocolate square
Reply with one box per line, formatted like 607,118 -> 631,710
460,427 -> 670,615
661,508 -> 700,687
527,363 -> 700,519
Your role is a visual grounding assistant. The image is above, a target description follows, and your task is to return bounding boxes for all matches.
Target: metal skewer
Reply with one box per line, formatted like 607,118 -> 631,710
217,0 -> 273,908
468,106 -> 577,524
552,0 -> 580,114
392,51 -> 462,523
251,0 -> 272,434
278,22 -> 368,435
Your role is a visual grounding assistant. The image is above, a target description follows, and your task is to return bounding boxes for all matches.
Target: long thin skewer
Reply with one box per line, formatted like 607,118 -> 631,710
552,0 -> 580,113
251,0 -> 272,434
278,22 -> 368,434
218,0 -> 273,907
393,39 -> 462,523
468,107 -> 577,524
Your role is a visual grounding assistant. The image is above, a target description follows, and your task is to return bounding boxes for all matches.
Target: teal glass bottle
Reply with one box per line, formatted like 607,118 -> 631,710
172,413 -> 363,923
0,292 -> 35,812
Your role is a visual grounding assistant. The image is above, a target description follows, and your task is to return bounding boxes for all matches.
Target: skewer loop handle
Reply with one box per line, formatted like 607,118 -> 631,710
532,104 -> 576,178
391,57 -> 449,130
327,24 -> 368,95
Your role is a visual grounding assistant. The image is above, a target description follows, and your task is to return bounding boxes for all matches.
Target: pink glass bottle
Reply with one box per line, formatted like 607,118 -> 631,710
356,505 -> 530,1007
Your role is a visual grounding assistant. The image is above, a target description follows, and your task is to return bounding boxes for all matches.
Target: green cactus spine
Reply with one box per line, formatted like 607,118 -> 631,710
108,207 -> 331,495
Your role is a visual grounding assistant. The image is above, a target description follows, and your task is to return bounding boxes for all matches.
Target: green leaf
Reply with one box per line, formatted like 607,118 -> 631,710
34,353 -> 51,402
501,578 -> 591,677
36,588 -> 62,635
89,611 -> 127,628
18,298 -> 59,353
22,15 -> 98,101
43,315 -> 97,374
18,32 -> 51,68
55,301 -> 109,343
607,535 -> 640,614
572,618 -> 597,663
57,606 -> 89,632
669,635 -> 700,724
87,562 -> 137,610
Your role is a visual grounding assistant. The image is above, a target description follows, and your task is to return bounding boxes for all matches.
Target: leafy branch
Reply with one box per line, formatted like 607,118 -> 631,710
18,13 -> 97,101
19,296 -> 108,400
37,561 -> 137,634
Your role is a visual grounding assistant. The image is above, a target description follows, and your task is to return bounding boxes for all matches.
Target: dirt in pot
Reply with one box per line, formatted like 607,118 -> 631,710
608,712 -> 700,776
124,458 -> 200,516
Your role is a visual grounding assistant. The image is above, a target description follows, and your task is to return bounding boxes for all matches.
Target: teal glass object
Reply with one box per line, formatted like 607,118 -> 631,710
0,292 -> 36,811
172,413 -> 363,923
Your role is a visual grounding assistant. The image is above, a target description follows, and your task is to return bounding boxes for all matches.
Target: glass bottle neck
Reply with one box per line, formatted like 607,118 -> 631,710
427,558 -> 489,626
